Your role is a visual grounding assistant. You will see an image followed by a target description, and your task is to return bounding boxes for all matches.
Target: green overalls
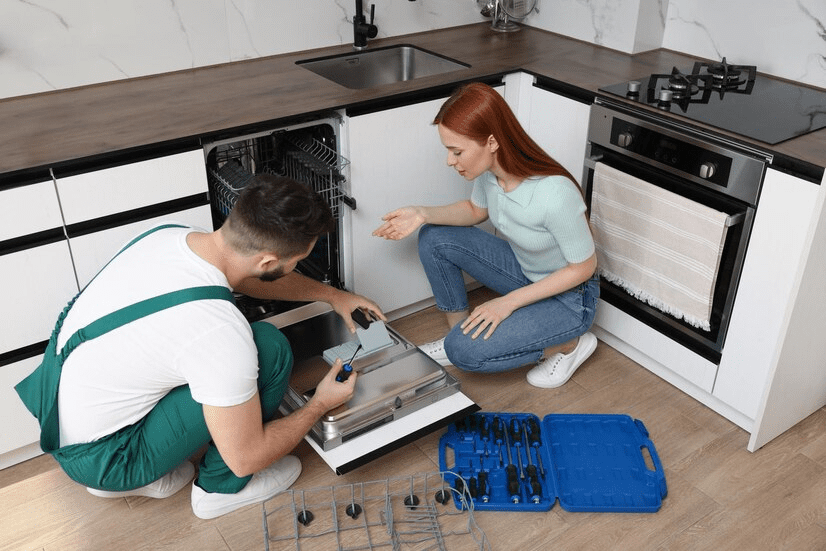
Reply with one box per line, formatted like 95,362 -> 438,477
15,224 -> 293,494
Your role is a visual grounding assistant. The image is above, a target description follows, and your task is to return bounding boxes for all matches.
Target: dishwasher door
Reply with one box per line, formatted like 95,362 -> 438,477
262,302 -> 478,474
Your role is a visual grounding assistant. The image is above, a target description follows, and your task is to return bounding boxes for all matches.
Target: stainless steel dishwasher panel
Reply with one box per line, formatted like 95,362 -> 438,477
266,306 -> 463,451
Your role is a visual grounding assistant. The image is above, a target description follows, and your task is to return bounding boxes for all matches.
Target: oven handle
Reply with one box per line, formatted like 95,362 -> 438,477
585,153 -> 744,228
584,153 -> 603,171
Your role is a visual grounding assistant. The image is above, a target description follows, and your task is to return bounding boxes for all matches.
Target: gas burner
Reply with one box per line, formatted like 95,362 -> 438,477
692,57 -> 756,93
646,68 -> 712,110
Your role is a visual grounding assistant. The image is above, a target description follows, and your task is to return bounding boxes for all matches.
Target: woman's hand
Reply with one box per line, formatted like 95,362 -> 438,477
373,207 -> 426,241
461,296 -> 517,340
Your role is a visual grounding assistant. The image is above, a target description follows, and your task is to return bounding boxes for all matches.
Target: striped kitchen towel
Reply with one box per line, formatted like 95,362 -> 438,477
590,162 -> 731,331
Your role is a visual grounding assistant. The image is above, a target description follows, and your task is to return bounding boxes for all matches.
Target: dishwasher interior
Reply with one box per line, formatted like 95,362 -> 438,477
203,118 -> 476,472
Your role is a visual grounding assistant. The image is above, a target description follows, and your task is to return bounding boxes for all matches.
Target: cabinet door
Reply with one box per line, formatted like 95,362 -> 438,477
0,356 -> 43,462
347,97 -> 481,313
70,205 -> 213,289
54,149 -> 209,225
527,84 -> 591,183
0,180 -> 77,356
0,180 -> 64,241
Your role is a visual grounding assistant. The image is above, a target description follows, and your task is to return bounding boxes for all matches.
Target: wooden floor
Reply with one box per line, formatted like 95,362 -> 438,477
3,287 -> 826,551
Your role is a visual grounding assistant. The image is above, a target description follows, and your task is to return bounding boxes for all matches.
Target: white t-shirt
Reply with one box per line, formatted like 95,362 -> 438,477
57,225 -> 259,446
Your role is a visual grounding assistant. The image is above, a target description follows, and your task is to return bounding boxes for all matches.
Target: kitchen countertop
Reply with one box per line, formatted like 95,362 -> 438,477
1,23 -> 823,180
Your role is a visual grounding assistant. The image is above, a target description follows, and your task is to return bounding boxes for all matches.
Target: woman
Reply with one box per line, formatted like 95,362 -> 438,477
372,82 -> 599,388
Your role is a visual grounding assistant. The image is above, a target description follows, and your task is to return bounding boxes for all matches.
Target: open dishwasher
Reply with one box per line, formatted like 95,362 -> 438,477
203,115 -> 477,474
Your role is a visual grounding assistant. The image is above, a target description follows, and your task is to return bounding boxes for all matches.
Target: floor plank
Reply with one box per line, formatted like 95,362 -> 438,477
3,288 -> 825,550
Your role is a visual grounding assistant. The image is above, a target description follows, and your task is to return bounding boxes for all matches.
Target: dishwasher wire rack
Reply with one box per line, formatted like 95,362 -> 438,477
207,132 -> 350,220
262,471 -> 491,551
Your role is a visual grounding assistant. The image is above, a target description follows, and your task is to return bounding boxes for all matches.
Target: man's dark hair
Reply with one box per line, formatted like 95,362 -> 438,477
223,173 -> 334,258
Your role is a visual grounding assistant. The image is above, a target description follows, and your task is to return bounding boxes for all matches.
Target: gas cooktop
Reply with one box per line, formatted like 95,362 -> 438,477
599,58 -> 826,145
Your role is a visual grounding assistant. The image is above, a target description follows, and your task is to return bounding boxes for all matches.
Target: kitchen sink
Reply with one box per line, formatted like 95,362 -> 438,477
297,44 -> 469,89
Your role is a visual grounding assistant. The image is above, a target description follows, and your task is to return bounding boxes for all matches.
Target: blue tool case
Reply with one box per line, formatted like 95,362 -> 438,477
438,412 -> 667,513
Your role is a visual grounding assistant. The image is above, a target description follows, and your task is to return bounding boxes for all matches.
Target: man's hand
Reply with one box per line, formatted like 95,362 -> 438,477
309,360 -> 357,412
329,289 -> 387,333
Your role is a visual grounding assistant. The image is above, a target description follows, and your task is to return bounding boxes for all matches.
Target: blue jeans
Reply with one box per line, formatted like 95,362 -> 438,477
418,224 -> 599,373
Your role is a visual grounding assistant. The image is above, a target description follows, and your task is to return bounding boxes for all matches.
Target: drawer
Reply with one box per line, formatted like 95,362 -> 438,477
55,150 -> 208,225
0,180 -> 63,242
0,242 -> 78,355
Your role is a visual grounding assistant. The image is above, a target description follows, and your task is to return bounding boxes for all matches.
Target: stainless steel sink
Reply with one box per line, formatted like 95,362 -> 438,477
297,45 -> 469,89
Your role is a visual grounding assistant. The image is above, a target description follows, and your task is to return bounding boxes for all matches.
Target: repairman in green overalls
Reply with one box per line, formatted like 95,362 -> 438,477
15,174 -> 386,520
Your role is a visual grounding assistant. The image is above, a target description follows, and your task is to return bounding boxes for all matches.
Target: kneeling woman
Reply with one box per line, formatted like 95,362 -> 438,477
373,82 -> 599,388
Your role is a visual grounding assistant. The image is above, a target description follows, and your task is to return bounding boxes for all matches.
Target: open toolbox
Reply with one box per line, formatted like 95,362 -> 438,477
439,412 -> 667,513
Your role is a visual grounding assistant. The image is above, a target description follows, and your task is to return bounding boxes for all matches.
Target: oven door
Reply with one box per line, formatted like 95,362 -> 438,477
582,144 -> 754,364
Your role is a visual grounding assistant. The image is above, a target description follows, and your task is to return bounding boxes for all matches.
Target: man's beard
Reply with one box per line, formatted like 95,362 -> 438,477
258,265 -> 287,282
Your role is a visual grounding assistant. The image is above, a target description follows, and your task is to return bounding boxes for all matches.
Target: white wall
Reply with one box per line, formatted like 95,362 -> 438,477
526,0 -> 826,89
0,0 -> 482,99
1,0 -> 824,101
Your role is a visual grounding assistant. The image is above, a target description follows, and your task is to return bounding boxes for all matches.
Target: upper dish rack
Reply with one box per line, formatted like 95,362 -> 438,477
207,131 -> 351,221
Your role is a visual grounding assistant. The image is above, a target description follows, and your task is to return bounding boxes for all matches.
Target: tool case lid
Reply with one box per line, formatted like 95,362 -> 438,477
542,413 -> 667,512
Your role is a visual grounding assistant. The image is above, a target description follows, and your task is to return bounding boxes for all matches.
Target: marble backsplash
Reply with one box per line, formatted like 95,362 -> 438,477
1,0 -> 824,101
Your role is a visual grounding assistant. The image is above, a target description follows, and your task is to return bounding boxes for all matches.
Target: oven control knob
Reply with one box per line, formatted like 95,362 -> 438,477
658,89 -> 673,103
627,80 -> 641,95
699,162 -> 717,179
617,131 -> 634,148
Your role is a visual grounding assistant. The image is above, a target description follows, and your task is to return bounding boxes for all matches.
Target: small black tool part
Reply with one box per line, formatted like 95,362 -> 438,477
335,363 -> 353,382
297,510 -> 314,526
510,418 -> 525,480
345,503 -> 362,519
404,494 -> 420,508
336,344 -> 362,382
503,425 -> 520,503
350,308 -> 372,329
468,477 -> 478,499
435,488 -> 451,505
478,471 -> 489,503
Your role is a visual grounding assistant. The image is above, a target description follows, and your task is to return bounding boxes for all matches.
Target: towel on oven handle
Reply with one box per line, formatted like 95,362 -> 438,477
590,162 -> 730,331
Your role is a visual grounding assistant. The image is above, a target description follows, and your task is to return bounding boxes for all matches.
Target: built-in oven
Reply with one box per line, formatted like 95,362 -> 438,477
582,100 -> 771,364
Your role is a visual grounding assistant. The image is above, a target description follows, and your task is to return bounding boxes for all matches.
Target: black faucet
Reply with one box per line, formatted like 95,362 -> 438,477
354,0 -> 378,50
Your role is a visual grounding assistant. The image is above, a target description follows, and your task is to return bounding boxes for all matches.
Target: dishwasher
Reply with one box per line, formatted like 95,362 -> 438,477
202,114 -> 477,474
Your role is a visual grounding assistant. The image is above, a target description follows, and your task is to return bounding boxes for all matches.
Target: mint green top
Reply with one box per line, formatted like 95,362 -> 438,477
471,172 -> 594,282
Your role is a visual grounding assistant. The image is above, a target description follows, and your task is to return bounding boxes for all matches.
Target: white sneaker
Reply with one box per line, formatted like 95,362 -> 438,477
419,338 -> 451,366
191,455 -> 302,520
86,460 -> 195,499
526,333 -> 597,389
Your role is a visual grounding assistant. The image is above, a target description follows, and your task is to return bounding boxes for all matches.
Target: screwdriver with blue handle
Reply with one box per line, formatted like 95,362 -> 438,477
336,344 -> 362,382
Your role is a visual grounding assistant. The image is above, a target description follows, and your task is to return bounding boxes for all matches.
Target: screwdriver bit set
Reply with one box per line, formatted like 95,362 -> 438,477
439,412 -> 667,513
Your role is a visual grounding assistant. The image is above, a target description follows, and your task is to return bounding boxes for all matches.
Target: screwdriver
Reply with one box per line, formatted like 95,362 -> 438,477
336,344 -> 361,382
527,417 -> 546,477
479,416 -> 490,456
522,421 -> 542,503
492,416 -> 505,467
502,422 -> 520,503
478,471 -> 490,503
509,418 -> 525,481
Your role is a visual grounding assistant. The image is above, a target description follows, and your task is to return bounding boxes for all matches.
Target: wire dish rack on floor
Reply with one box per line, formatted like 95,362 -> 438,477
262,472 -> 491,551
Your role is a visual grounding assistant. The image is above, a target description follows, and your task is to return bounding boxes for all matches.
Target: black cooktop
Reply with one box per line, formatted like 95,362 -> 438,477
599,59 -> 826,145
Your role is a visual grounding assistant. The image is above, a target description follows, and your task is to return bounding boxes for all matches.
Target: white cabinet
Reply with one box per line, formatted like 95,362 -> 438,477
526,84 -> 591,182
346,95 -> 487,314
54,150 -> 209,225
0,356 -> 45,468
0,179 -> 77,469
55,150 -> 212,287
0,148 -> 212,469
717,168 -> 826,451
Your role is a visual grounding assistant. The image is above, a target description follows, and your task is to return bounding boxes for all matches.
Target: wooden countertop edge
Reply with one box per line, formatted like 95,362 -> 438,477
0,23 -> 823,179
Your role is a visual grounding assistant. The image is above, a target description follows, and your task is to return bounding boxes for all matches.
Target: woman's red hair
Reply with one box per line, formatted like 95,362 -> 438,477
433,82 -> 577,184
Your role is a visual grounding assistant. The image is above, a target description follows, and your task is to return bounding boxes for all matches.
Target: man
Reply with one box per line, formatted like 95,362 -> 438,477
16,174 -> 385,519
